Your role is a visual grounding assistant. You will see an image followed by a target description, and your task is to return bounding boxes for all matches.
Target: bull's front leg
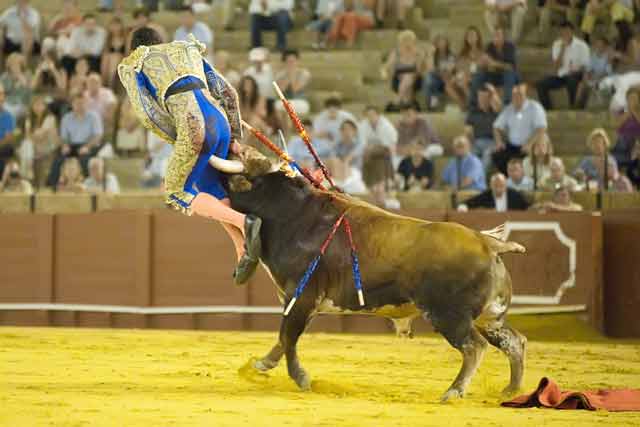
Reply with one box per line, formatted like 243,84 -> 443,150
254,343 -> 284,372
279,289 -> 316,391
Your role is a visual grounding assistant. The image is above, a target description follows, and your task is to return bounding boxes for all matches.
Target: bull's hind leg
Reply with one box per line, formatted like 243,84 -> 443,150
433,314 -> 488,402
477,322 -> 526,395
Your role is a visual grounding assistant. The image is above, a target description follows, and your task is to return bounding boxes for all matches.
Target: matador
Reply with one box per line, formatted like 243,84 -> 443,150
118,27 -> 261,284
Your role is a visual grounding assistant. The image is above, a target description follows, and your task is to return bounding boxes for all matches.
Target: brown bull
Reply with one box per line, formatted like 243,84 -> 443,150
226,154 -> 527,402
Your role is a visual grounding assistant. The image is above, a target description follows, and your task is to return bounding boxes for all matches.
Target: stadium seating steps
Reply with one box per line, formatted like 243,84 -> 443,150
15,0 -> 630,205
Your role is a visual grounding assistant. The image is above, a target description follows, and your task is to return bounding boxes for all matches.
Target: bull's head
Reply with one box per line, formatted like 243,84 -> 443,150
225,145 -> 310,217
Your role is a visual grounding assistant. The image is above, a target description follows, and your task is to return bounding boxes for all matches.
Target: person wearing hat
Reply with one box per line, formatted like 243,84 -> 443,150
118,27 -> 264,285
244,47 -> 275,100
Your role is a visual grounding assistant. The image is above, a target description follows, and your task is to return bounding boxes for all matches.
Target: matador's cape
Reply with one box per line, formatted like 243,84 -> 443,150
118,34 -> 242,212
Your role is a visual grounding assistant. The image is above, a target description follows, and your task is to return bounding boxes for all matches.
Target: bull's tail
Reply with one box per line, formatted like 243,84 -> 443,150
481,224 -> 526,255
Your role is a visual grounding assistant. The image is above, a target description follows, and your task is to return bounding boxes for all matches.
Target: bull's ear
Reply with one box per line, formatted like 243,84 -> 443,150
228,175 -> 253,192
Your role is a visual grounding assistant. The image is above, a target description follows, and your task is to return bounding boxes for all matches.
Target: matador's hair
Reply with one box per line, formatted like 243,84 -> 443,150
130,27 -> 163,51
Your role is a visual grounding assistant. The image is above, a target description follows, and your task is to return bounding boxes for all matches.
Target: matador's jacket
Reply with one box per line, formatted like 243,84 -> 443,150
118,34 -> 242,214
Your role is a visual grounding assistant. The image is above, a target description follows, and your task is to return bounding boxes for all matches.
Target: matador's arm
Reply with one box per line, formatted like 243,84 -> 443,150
202,58 -> 243,142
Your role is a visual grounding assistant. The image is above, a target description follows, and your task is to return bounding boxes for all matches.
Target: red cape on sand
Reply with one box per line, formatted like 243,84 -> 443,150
501,377 -> 640,411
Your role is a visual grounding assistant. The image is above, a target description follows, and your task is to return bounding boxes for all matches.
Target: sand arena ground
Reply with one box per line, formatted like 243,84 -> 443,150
1,315 -> 639,426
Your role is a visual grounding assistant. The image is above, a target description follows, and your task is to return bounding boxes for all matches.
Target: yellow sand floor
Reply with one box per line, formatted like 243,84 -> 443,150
1,324 -> 639,427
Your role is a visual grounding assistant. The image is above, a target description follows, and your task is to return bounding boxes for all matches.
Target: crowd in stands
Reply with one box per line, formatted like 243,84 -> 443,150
0,0 -> 638,214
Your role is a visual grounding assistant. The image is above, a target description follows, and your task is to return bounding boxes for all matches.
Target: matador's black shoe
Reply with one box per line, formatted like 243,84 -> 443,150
233,215 -> 262,286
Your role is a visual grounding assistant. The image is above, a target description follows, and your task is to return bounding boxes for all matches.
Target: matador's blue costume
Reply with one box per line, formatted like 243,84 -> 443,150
118,34 -> 242,213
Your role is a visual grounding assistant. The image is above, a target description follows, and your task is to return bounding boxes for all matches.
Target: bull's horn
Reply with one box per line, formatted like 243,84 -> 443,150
208,155 -> 244,174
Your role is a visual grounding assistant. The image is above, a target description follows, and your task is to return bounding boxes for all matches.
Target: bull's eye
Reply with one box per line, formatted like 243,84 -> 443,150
228,175 -> 253,192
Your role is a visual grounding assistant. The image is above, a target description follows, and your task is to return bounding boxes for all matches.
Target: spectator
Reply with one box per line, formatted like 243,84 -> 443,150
313,97 -> 357,143
115,100 -> 145,154
359,105 -> 398,151
174,6 -> 214,53
68,57 -> 90,96
84,157 -> 120,194
533,184 -> 583,211
470,26 -> 519,107
373,0 -> 415,29
453,26 -> 485,108
576,36 -> 613,109
47,93 -> 103,187
213,50 -> 240,88
84,73 -> 117,126
626,140 -> 640,189
275,49 -> 311,116
48,0 -> 81,38
125,8 -> 168,54
538,0 -> 586,45
56,26 -> 76,77
607,160 -> 634,192
382,30 -> 427,111
442,135 -> 486,191
465,84 -> 502,169
244,47 -> 275,100
362,144 -> 399,207
0,83 -> 16,178
523,133 -> 558,183
288,119 -> 333,166
141,130 -> 172,189
507,157 -> 534,191
541,157 -> 580,191
18,96 -> 58,180
307,0 -> 343,49
31,38 -> 67,95
536,22 -> 590,110
69,14 -> 106,73
581,0 -> 634,49
0,159 -> 32,194
327,0 -> 375,48
56,156 -> 85,193
423,34 -> 458,111
611,87 -> 640,168
101,17 -> 126,90
493,83 -> 548,174
0,0 -> 41,60
396,101 -> 442,158
238,75 -> 269,135
613,28 -> 640,72
249,0 -> 293,51
0,52 -> 32,120
575,127 -> 618,189
333,119 -> 365,169
397,139 -> 433,191
459,172 -> 530,211
484,0 -> 527,43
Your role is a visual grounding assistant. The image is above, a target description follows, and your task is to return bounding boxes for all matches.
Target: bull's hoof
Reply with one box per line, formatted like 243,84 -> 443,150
501,384 -> 521,396
440,388 -> 464,403
254,358 -> 278,372
294,370 -> 312,391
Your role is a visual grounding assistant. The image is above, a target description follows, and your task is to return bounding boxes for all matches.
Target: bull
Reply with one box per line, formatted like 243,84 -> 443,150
223,151 -> 527,402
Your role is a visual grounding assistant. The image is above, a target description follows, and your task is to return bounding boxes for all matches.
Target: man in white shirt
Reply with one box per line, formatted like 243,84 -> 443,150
174,6 -> 214,53
493,83 -> 548,173
0,0 -> 41,60
484,0 -> 527,42
312,97 -> 357,143
249,0 -> 293,51
69,13 -> 106,72
359,105 -> 398,151
535,21 -> 590,110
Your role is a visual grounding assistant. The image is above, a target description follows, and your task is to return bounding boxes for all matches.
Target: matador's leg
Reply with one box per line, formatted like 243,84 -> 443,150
164,91 -> 261,284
